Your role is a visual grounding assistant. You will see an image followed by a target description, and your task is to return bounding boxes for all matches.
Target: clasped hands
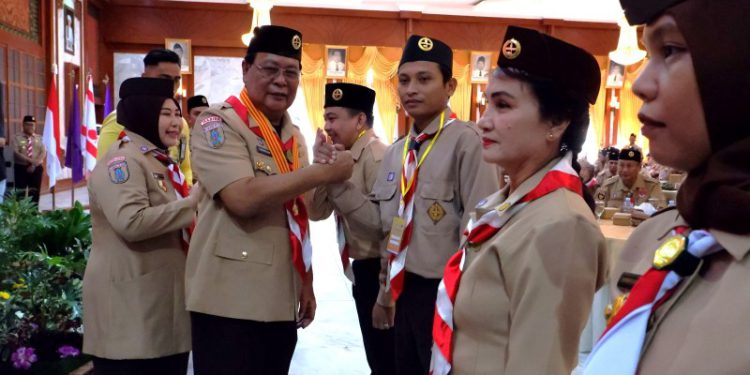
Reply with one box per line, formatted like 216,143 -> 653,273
312,128 -> 354,184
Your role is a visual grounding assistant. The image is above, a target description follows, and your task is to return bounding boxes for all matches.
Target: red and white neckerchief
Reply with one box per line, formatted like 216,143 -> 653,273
581,228 -> 722,375
26,135 -> 34,158
388,111 -> 457,302
118,131 -> 194,252
227,91 -> 312,279
336,214 -> 355,282
430,153 -> 583,375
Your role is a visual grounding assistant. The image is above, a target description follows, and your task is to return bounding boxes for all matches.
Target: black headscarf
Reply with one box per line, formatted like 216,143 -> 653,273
621,0 -> 750,234
116,77 -> 177,150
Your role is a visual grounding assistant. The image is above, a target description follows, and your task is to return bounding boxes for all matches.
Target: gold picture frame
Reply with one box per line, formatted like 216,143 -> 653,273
325,46 -> 348,79
470,51 -> 492,83
165,38 -> 192,74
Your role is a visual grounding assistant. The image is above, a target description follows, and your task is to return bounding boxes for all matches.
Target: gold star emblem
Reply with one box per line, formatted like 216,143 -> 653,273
502,38 -> 522,60
332,88 -> 343,101
292,35 -> 302,50
418,37 -> 434,52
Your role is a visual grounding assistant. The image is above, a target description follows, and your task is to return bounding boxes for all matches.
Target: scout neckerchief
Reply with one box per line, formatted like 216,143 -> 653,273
335,130 -> 369,283
387,111 -> 457,302
581,228 -> 723,375
26,135 -> 34,159
430,153 -> 583,375
231,88 -> 312,279
118,131 -> 193,253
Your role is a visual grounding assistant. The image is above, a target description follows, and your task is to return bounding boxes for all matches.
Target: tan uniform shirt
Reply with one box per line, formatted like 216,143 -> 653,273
451,157 -> 608,375
309,130 -> 386,261
327,108 -> 499,305
12,134 -> 45,165
596,174 -> 666,209
609,209 -> 750,374
83,131 -> 194,359
186,101 -> 310,322
594,168 -> 614,190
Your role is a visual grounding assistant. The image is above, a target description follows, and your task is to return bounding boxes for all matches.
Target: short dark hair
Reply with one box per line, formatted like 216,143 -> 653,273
345,108 -> 374,128
143,48 -> 181,67
477,56 -> 486,64
438,64 -> 452,84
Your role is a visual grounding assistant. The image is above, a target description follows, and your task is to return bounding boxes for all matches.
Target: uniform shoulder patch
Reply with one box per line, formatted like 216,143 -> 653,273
603,176 -> 618,186
107,156 -> 130,184
200,115 -> 225,149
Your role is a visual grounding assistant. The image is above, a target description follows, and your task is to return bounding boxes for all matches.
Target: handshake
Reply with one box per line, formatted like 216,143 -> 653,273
312,128 -> 354,184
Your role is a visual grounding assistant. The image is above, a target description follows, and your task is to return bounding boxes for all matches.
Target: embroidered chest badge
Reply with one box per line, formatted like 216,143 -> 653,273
107,156 -> 129,184
200,116 -> 225,149
428,202 -> 446,224
387,172 -> 396,182
152,172 -> 168,192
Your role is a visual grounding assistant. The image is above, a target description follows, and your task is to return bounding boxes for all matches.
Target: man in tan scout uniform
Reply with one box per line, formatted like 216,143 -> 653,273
308,83 -> 394,374
186,25 -> 353,375
315,35 -> 498,375
12,115 -> 46,204
596,148 -> 665,209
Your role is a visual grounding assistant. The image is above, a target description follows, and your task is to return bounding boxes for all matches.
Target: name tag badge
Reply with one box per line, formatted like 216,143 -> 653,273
386,217 -> 406,255
256,145 -> 272,156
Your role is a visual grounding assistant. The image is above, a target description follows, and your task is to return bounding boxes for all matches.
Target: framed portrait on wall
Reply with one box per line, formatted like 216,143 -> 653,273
63,7 -> 75,55
326,46 -> 347,79
165,38 -> 192,74
470,51 -> 492,83
606,60 -> 625,88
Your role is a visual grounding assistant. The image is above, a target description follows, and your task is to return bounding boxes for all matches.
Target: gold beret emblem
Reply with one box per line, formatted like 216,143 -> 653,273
502,38 -> 522,60
418,37 -> 434,52
629,151 -> 635,158
292,35 -> 302,50
332,88 -> 343,101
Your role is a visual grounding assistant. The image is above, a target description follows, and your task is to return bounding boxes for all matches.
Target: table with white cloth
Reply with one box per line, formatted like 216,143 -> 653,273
578,219 -> 634,365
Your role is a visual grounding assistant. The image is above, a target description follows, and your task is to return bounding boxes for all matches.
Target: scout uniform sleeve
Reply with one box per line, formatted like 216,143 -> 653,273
96,112 -> 123,161
504,216 -> 608,374
190,114 -> 254,198
35,140 -> 46,165
339,144 -> 386,242
307,186 -> 334,221
96,152 -> 196,243
327,177 -> 385,240
455,128 -> 500,229
649,180 -> 667,209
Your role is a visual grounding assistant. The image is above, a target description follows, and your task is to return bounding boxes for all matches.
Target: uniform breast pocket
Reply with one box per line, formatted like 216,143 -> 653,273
214,234 -> 275,265
371,182 -> 397,202
250,153 -> 280,176
418,182 -> 459,234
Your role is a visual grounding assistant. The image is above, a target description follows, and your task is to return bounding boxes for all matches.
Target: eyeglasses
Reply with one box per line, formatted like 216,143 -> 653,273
253,64 -> 301,81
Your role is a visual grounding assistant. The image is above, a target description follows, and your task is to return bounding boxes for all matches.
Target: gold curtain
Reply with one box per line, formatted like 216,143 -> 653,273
449,60 -> 471,121
301,45 -> 326,131
618,60 -> 648,154
591,56 -> 609,147
345,46 -> 376,86
371,47 -> 400,143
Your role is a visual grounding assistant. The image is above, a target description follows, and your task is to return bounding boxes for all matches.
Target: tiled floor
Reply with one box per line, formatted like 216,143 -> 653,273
40,189 -> 371,375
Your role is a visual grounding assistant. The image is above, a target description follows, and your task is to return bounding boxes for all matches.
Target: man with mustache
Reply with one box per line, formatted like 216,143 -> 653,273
186,25 -> 353,375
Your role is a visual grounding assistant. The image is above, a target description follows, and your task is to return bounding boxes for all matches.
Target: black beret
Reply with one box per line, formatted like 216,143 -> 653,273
119,77 -> 174,100
399,35 -> 453,76
245,25 -> 302,62
324,83 -> 376,115
620,148 -> 643,162
187,95 -> 209,111
620,0 -> 685,25
22,115 -> 36,123
497,26 -> 601,105
608,147 -> 620,160
599,148 -> 609,156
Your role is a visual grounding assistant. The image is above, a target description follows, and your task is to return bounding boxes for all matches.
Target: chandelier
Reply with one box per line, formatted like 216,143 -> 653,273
608,15 -> 647,66
241,0 -> 274,46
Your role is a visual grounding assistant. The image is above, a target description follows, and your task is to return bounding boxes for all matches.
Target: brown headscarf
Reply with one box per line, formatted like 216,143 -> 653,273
622,0 -> 750,234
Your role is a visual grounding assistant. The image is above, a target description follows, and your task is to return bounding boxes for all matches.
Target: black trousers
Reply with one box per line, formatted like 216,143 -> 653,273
92,352 -> 189,375
190,312 -> 297,375
13,163 -> 42,204
352,258 -> 396,375
394,272 -> 441,375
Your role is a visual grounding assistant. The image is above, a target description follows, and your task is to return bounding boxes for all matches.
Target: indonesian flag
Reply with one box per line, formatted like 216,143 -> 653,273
82,74 -> 98,173
42,77 -> 63,189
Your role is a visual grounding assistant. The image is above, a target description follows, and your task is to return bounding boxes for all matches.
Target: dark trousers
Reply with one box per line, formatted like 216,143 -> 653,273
13,164 -> 42,204
394,272 -> 441,375
190,312 -> 297,375
352,258 -> 396,375
92,352 -> 189,375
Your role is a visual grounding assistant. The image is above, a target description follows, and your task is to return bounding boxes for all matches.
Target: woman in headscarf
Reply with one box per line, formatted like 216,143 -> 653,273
429,26 -> 608,375
582,1 -> 750,374
83,77 -> 200,374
